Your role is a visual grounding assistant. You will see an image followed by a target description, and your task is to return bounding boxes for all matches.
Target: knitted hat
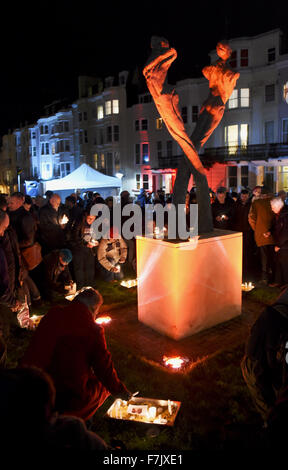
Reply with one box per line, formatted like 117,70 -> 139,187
59,249 -> 72,264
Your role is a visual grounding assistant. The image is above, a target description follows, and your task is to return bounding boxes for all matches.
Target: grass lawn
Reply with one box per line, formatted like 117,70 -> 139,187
4,283 -> 281,451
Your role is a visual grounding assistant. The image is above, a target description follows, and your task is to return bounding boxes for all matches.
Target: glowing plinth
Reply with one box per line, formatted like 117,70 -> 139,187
136,230 -> 242,340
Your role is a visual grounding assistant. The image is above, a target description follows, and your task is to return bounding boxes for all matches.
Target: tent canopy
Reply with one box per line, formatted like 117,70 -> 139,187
43,164 -> 122,192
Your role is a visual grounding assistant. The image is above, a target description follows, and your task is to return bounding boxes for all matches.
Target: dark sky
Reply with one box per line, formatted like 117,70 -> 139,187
0,3 -> 286,136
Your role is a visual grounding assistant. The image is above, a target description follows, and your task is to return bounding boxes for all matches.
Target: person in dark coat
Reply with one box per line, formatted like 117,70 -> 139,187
211,187 -> 235,230
39,194 -> 65,254
241,288 -> 288,424
69,211 -> 98,289
232,189 -> 256,281
41,249 -> 73,300
0,211 -> 15,309
21,288 -> 131,421
270,197 -> 288,287
7,192 -> 37,251
248,187 -> 275,285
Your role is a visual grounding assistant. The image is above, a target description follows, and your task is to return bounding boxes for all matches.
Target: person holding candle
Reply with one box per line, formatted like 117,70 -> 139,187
211,187 -> 235,230
38,194 -> 66,255
21,287 -> 131,422
97,227 -> 127,281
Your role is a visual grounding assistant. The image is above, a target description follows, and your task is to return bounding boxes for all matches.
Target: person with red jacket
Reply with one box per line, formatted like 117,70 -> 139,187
21,287 -> 131,421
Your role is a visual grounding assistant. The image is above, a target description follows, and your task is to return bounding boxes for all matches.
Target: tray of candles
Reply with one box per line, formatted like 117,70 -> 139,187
106,396 -> 181,426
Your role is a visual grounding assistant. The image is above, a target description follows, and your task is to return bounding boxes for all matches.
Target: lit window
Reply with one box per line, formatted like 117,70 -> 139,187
142,143 -> 149,163
105,101 -> 112,115
156,118 -> 163,130
94,153 -> 98,169
240,88 -> 249,107
240,124 -> 248,148
228,90 -> 238,109
97,106 -> 104,120
225,124 -> 249,154
136,174 -> 141,190
112,99 -> 119,114
100,153 -> 105,169
283,82 -> 288,103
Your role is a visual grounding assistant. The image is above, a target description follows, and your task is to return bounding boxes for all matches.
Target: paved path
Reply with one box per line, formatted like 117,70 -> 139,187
102,293 -> 265,373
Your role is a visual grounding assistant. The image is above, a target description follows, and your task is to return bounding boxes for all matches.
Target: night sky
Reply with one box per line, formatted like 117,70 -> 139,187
0,3 -> 285,136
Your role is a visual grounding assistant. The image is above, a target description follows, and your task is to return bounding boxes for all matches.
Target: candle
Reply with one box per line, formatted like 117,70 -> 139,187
168,400 -> 172,415
60,214 -> 69,224
148,406 -> 157,420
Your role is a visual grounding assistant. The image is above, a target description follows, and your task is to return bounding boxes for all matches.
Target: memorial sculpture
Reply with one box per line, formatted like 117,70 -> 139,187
143,37 -> 240,234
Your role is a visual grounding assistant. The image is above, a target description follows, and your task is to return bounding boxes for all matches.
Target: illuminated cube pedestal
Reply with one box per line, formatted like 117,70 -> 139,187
136,230 -> 242,340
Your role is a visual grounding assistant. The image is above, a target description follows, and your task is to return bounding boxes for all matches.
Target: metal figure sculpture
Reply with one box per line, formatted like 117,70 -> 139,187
143,37 -> 240,234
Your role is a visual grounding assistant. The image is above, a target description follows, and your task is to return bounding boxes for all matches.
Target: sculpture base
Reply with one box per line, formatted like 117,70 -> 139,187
136,229 -> 242,340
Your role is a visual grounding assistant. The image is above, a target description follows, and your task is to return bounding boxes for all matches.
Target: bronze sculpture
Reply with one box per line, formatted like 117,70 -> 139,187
143,37 -> 240,235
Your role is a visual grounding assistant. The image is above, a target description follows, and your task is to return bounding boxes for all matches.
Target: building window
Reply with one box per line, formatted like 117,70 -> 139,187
229,50 -> 237,68
283,119 -> 288,144
228,90 -> 238,109
113,125 -> 119,142
192,105 -> 198,123
181,107 -> 187,123
97,105 -> 104,120
142,143 -> 149,163
100,153 -> 105,169
228,166 -> 237,188
265,84 -> 275,102
107,126 -> 112,143
268,47 -> 275,63
94,153 -> 98,169
224,124 -> 248,154
265,121 -> 274,143
60,162 -> 71,178
240,49 -> 248,67
105,101 -> 112,115
135,144 -> 140,165
283,82 -> 288,104
78,112 -> 82,122
156,118 -> 163,129
167,140 -> 173,157
106,153 -> 113,175
241,166 -> 249,188
141,119 -> 148,130
228,88 -> 249,109
143,174 -> 149,190
135,120 -> 140,131
136,174 -> 141,190
45,143 -> 49,154
157,141 -> 162,158
112,99 -> 119,114
33,147 -> 36,157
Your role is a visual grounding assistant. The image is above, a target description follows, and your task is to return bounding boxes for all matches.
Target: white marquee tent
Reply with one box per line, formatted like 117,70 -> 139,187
41,164 -> 122,200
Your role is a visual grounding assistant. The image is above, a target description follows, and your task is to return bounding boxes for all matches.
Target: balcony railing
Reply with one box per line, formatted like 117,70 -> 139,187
156,143 -> 288,169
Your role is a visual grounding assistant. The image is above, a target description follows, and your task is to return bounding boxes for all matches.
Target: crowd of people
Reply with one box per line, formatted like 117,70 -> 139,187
1,183 -> 288,449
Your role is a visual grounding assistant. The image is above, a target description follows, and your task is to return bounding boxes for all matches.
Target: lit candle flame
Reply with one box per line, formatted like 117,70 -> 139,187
60,214 -> 69,224
163,355 -> 187,369
95,315 -> 112,325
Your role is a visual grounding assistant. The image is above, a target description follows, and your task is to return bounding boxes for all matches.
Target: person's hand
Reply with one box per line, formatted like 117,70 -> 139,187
275,246 -> 280,252
119,257 -> 126,264
114,390 -> 132,401
111,266 -> 120,273
263,231 -> 271,238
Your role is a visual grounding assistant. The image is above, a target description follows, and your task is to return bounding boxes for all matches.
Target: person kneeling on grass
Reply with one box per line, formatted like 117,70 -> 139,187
21,287 -> 131,421
241,287 -> 288,425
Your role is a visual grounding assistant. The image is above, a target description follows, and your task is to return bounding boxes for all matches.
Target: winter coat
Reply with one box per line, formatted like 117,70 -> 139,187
211,197 -> 235,230
39,203 -> 65,251
271,206 -> 288,250
248,196 -> 275,247
8,206 -> 37,249
21,300 -> 128,420
42,250 -> 72,292
232,199 -> 252,232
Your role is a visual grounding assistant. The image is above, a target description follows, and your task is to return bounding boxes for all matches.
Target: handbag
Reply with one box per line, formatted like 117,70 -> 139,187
21,242 -> 42,271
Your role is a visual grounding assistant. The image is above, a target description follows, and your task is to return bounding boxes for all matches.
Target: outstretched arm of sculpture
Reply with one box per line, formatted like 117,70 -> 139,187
143,36 -> 205,175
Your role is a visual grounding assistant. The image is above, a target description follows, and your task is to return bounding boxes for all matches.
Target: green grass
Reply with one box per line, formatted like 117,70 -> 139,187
4,283 -> 277,451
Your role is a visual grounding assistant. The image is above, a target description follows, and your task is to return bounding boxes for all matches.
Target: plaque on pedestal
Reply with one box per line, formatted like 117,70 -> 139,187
136,230 -> 242,340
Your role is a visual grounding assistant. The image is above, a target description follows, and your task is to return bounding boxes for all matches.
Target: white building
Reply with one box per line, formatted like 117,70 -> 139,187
1,28 -> 288,197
